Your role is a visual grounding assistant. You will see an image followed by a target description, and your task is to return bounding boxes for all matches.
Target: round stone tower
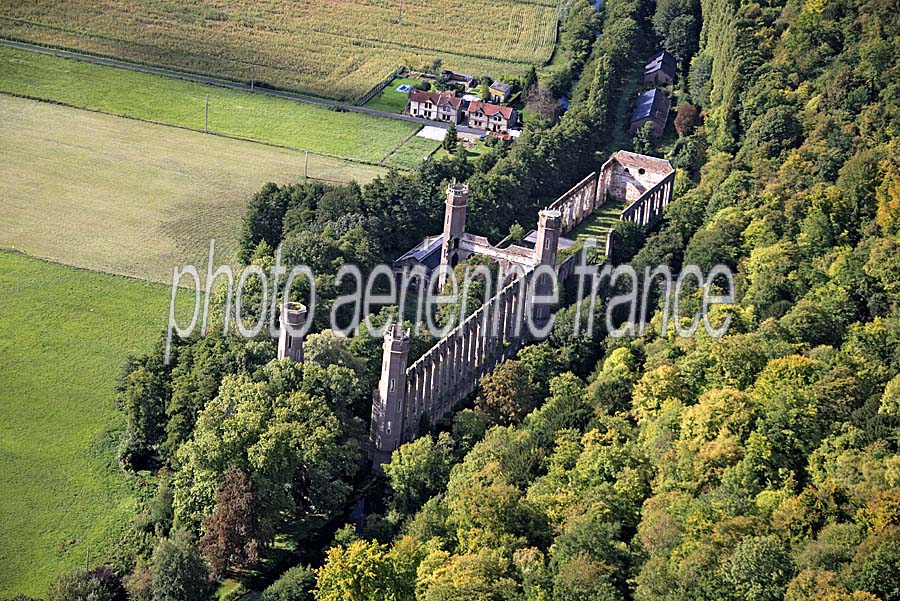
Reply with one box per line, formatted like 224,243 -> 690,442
277,302 -> 307,363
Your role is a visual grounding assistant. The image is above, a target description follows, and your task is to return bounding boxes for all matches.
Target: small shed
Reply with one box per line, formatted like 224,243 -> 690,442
489,81 -> 512,103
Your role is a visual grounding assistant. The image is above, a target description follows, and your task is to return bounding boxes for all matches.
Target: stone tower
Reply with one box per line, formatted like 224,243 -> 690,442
531,209 -> 562,327
369,322 -> 410,470
533,209 -> 562,267
277,302 -> 307,362
438,182 -> 469,288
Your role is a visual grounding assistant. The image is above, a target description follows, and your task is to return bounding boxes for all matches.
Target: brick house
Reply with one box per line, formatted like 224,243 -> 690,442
407,89 -> 465,123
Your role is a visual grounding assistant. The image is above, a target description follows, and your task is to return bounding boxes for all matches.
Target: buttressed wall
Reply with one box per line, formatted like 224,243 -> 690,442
369,151 -> 674,471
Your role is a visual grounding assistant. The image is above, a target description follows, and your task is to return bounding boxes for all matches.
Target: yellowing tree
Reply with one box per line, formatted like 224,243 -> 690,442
876,154 -> 900,236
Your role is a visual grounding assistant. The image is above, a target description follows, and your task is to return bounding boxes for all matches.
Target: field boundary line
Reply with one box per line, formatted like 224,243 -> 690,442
0,91 -> 405,173
0,38 -> 489,136
0,18 -> 337,100
297,24 -> 553,66
0,247 -> 194,288
379,126 -> 423,165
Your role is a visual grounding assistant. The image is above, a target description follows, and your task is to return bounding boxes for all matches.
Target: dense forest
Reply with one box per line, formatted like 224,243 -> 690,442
25,0 -> 900,599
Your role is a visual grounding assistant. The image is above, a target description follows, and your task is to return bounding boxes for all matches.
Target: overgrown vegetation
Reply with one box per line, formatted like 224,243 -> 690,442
19,0 -> 900,599
341,1 -> 900,599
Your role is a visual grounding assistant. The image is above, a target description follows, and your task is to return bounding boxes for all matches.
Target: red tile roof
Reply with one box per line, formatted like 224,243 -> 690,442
467,101 -> 514,119
408,89 -> 463,108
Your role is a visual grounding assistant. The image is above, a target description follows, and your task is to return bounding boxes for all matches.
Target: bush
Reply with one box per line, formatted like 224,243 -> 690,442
261,566 -> 316,601
47,568 -> 120,601
674,103 -> 700,135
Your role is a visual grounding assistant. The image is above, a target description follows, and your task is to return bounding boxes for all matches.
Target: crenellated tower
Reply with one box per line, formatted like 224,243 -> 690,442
369,323 -> 410,471
277,302 -> 307,363
438,182 -> 470,288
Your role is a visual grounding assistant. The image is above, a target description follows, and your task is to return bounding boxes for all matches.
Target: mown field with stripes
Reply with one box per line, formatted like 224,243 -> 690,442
0,0 -> 562,101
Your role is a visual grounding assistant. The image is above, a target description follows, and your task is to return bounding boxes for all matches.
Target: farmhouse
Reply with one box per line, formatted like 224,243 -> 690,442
406,90 -> 518,133
644,50 -> 676,86
489,81 -> 512,103
465,101 -> 517,132
630,88 -> 671,135
407,89 -> 466,122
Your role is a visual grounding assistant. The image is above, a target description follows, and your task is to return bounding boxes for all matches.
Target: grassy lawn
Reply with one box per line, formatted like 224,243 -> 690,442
0,94 -> 385,284
0,46 -> 417,163
568,199 -> 627,242
0,0 -> 558,100
383,135 -> 442,169
364,77 -> 421,113
434,139 -> 493,161
0,251 -> 192,597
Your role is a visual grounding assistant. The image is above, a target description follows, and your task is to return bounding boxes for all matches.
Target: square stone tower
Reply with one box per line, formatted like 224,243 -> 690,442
369,322 -> 410,470
531,209 -> 562,327
438,182 -> 470,288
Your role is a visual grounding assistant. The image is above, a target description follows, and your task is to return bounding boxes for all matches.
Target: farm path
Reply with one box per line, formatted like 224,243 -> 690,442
0,38 -> 487,136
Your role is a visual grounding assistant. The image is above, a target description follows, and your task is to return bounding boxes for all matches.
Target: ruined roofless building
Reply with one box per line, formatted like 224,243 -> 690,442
436,182 -> 564,289
374,152 -> 674,470
277,301 -> 307,363
370,184 -> 566,469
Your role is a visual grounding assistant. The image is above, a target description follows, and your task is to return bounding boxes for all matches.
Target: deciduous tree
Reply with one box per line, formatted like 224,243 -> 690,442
198,468 -> 270,578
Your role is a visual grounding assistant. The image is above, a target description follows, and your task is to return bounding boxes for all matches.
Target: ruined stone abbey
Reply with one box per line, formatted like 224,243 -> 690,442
276,150 -> 675,471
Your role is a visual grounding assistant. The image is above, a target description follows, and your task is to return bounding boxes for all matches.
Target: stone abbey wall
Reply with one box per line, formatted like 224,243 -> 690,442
547,171 -> 601,234
601,151 -> 676,259
367,151 -> 674,469
369,268 -> 539,465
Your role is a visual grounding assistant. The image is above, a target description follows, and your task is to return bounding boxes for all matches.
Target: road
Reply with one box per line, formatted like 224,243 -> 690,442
0,38 -> 489,136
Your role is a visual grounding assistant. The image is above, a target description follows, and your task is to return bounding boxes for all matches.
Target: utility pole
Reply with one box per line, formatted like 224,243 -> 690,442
204,94 -> 209,133
250,64 -> 255,92
304,150 -> 310,178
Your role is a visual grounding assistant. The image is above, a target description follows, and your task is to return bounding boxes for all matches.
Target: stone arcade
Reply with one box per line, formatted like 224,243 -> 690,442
271,151 -> 675,472
368,151 -> 675,470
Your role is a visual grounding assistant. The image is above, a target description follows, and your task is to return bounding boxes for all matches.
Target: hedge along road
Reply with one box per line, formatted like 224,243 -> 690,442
0,38 -> 489,136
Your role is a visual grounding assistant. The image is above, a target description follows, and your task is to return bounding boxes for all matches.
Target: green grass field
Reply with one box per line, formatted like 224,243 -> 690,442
0,46 -> 417,163
0,251 -> 192,597
0,0 -> 559,100
0,94 -> 386,284
363,77 -> 421,113
569,199 -> 627,241
434,139 -> 492,161
383,135 -> 442,169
